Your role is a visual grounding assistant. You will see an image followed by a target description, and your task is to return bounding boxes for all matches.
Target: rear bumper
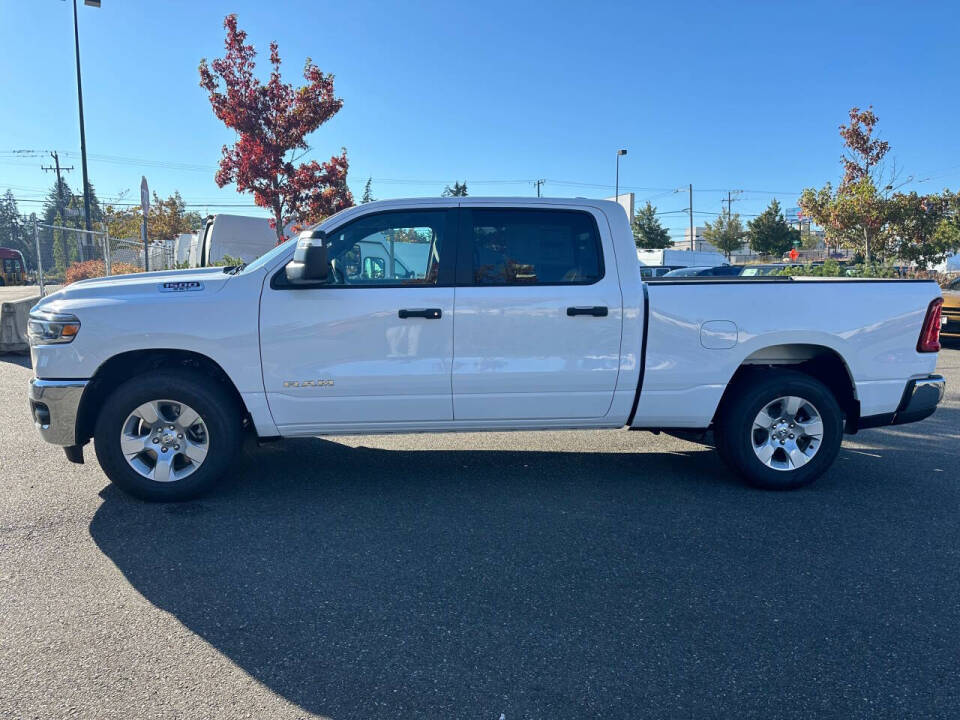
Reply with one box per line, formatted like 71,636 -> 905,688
28,378 -> 87,446
858,374 -> 946,430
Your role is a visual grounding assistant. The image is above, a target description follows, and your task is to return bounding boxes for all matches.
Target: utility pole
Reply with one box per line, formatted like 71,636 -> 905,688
615,149 -> 627,204
72,0 -> 99,234
533,179 -> 545,198
688,184 -> 694,251
40,152 -> 75,218
722,190 -> 742,220
41,151 -> 83,261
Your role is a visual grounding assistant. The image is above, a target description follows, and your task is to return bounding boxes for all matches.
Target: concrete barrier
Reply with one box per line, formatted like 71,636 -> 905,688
0,294 -> 40,354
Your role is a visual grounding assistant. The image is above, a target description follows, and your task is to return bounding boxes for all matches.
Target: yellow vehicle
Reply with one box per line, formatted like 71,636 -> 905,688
942,276 -> 960,337
0,247 -> 27,286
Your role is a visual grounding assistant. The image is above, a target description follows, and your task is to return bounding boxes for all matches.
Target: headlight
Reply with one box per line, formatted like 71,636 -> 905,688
27,311 -> 81,345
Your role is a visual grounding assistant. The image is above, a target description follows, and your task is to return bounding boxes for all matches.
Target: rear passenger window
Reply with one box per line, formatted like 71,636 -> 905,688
468,209 -> 603,285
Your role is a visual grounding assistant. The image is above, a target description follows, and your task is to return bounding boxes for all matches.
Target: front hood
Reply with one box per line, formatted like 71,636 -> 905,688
33,267 -> 233,313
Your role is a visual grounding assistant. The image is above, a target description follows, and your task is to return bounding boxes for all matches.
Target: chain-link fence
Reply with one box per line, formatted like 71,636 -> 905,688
107,237 -> 175,273
29,222 -> 177,293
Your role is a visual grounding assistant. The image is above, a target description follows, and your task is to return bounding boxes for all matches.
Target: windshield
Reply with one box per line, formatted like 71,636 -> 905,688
238,236 -> 297,275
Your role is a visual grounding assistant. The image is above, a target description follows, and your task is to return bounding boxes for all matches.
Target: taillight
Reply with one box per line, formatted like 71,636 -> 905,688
917,297 -> 943,353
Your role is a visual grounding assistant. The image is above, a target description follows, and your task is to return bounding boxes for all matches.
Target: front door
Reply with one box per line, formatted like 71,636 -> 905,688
260,208 -> 457,432
452,205 -> 623,420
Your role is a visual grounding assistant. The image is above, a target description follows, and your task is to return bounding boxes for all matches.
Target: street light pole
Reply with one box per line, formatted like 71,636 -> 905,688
71,0 -> 99,235
615,149 -> 627,204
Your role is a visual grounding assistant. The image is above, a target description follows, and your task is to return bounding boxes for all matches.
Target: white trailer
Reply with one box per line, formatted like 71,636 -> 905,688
637,248 -> 729,268
195,214 -> 279,267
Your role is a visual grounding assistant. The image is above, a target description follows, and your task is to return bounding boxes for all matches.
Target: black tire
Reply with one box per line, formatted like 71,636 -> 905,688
714,369 -> 843,490
93,369 -> 243,501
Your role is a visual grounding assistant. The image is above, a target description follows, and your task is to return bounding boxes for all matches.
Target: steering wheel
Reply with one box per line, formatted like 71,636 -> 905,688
329,257 -> 346,285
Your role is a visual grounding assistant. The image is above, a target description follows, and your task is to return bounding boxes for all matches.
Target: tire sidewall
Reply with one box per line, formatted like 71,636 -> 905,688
94,370 -> 241,501
723,371 -> 843,490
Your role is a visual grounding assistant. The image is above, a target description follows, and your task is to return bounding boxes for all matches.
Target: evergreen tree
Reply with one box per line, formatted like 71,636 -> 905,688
632,201 -> 672,249
441,181 -> 468,197
747,199 -> 800,258
361,177 -> 375,204
52,213 -> 67,273
0,192 -> 39,270
41,178 -> 73,270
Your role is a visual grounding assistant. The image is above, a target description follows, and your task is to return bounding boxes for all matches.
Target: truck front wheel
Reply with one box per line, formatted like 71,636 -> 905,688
715,369 -> 844,490
93,369 -> 243,501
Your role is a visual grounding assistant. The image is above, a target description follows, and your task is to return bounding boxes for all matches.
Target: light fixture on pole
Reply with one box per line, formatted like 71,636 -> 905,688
615,149 -> 627,203
71,0 -> 100,235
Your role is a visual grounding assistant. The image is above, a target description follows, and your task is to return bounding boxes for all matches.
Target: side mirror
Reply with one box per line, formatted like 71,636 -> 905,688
285,231 -> 329,283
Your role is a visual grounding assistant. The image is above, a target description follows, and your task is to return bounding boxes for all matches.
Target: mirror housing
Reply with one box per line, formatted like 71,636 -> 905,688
285,230 -> 329,283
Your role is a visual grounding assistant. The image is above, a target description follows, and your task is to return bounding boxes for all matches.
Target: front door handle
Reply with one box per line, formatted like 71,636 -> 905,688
398,308 -> 442,319
566,306 -> 608,317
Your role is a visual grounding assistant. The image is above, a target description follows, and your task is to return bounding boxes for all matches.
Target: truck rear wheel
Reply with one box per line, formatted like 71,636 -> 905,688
715,369 -> 843,490
93,369 -> 243,501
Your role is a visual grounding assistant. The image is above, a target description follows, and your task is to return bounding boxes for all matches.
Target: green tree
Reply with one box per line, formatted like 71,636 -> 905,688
632,201 -> 672,249
799,107 -> 895,262
0,190 -> 35,268
703,212 -> 746,259
887,190 -> 960,269
747,199 -> 799,258
441,181 -> 467,197
52,213 -> 67,273
104,191 -> 203,243
360,177 -> 375,204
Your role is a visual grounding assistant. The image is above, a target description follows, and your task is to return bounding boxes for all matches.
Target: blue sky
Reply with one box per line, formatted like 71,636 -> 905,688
1,0 -> 958,240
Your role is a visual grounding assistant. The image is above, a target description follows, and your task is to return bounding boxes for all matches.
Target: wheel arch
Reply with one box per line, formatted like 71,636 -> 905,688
714,343 -> 859,431
76,349 -> 250,445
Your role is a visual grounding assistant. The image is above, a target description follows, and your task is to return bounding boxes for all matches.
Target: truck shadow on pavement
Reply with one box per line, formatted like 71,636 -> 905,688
89,411 -> 960,718
0,353 -> 31,368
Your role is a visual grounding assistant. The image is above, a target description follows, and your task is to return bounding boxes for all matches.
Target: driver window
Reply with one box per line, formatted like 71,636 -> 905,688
325,210 -> 447,286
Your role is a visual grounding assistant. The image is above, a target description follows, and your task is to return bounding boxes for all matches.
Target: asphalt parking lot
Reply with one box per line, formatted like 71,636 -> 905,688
1,345 -> 959,719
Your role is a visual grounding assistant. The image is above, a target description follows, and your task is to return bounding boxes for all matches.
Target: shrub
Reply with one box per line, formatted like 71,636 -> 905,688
64,260 -> 142,285
776,260 -> 899,278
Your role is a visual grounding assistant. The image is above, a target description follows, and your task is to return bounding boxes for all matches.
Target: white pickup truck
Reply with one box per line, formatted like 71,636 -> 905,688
27,197 -> 946,501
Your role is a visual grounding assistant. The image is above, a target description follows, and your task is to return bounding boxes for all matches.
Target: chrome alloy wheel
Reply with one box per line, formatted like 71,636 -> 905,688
119,400 -> 209,483
751,395 -> 824,471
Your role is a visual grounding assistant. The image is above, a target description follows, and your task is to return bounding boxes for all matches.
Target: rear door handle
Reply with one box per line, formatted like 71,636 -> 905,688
398,308 -> 442,319
566,306 -> 608,317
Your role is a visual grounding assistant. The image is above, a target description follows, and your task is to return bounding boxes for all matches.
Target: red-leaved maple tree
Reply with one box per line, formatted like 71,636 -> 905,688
199,15 -> 353,242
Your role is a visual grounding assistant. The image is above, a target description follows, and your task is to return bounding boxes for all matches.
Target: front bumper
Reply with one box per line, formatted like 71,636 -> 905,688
28,378 -> 88,446
857,374 -> 946,430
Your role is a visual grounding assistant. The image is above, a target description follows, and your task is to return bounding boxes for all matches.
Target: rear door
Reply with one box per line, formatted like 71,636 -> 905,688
452,205 -> 623,420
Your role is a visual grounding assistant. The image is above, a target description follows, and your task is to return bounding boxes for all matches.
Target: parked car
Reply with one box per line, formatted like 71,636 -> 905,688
740,264 -> 800,277
661,265 -> 745,277
27,197 -> 945,501
942,275 -> 960,337
638,265 -> 680,278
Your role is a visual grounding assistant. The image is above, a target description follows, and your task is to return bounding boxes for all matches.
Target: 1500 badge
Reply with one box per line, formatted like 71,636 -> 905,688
159,281 -> 204,292
283,379 -> 335,388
